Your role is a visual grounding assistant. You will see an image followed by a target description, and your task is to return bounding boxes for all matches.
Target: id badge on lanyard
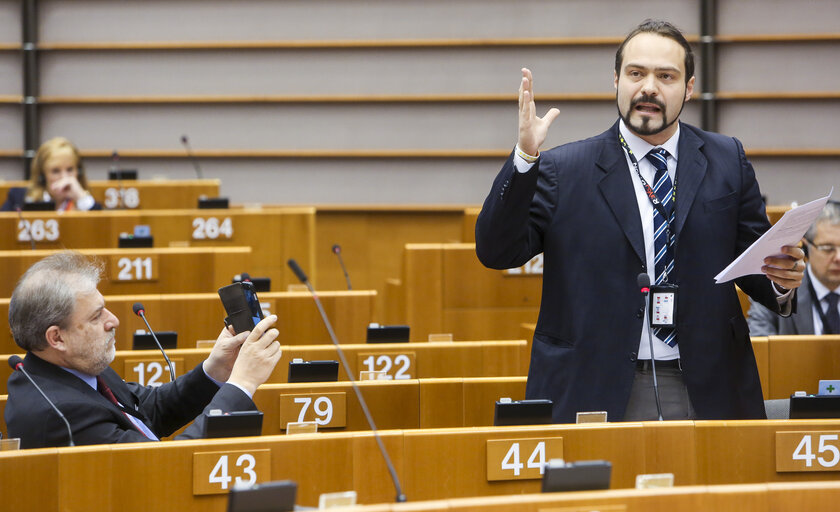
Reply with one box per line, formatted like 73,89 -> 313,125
649,283 -> 678,328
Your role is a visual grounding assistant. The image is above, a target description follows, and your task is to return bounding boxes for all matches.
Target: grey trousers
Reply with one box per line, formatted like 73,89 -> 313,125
622,364 -> 695,421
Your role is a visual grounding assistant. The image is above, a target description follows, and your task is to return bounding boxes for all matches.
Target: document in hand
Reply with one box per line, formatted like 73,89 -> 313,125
714,189 -> 834,283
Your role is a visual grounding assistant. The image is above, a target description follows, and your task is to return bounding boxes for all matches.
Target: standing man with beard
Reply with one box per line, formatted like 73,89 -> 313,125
475,19 -> 806,423
5,251 -> 283,448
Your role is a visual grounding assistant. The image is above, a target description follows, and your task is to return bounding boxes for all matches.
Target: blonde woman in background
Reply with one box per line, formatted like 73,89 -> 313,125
1,137 -> 101,211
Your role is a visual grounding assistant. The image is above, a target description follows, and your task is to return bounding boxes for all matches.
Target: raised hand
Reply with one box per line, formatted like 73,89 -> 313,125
518,68 -> 560,156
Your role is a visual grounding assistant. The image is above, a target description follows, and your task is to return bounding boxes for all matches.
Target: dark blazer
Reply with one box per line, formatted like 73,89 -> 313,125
5,352 -> 256,449
475,121 -> 786,423
1,186 -> 103,211
748,270 -> 815,335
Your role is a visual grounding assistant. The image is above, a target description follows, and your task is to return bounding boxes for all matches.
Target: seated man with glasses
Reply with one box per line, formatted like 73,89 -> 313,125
748,201 -> 840,335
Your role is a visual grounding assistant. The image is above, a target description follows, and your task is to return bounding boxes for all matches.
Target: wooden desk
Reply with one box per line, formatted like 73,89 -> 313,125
765,335 -> 840,399
252,376 -> 527,434
313,206 -> 470,318
0,247 -> 250,298
0,290 -> 375,355
388,243 -> 541,341
307,482 -> 840,512
4,421 -> 840,511
0,340 -> 527,395
0,207 -> 315,289
0,179 -> 220,210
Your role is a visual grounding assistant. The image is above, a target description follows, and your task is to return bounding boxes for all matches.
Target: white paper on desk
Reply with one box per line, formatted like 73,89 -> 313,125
714,189 -> 834,283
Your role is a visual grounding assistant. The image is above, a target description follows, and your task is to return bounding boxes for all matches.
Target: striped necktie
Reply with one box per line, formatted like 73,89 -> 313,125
645,148 -> 676,347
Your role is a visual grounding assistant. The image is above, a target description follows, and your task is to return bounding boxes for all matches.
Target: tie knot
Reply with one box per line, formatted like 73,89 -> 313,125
645,148 -> 670,172
827,292 -> 839,308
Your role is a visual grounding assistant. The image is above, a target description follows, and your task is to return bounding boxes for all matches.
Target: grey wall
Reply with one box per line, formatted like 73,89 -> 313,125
0,0 -> 836,205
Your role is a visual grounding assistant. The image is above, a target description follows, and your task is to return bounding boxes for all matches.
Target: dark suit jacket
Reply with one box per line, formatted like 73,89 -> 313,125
748,270 -> 815,335
475,121 -> 786,422
1,186 -> 103,211
5,352 -> 256,449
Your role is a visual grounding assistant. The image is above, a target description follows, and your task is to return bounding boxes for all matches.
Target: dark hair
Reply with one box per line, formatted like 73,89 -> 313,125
615,19 -> 694,84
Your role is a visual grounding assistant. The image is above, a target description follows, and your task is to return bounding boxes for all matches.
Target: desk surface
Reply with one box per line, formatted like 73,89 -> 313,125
3,420 -> 840,511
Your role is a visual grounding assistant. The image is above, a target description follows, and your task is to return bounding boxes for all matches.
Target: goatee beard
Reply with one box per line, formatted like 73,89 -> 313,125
617,93 -> 684,137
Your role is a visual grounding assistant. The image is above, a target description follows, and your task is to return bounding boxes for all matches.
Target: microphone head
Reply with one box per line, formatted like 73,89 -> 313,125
287,259 -> 309,284
111,150 -> 119,161
240,272 -> 251,282
132,302 -> 145,316
180,135 -> 189,145
332,244 -> 341,254
637,273 -> 651,292
8,354 -> 23,370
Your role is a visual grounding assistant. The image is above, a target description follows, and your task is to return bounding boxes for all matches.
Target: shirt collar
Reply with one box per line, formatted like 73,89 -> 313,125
808,265 -> 840,299
619,119 -> 681,163
61,366 -> 98,390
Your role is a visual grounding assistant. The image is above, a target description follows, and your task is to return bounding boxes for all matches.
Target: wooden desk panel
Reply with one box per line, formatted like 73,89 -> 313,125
752,337 -> 770,399
313,207 -> 467,318
253,377 -> 527,434
0,207 -> 315,289
695,419 -> 840,485
0,290 -> 374,355
0,447 -> 59,512
5,423 -> 840,510
0,394 -> 6,439
0,247 -> 250,297
766,335 -> 840,398
398,243 -> 541,341
0,179 -> 220,210
0,340 -> 527,396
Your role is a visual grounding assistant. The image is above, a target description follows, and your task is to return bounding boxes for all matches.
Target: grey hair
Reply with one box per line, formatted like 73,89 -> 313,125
9,252 -> 102,351
805,201 -> 840,242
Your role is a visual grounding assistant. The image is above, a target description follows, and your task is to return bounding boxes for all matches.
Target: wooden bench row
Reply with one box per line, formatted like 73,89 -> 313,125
1,208 -> 315,290
2,419 -> 840,510
0,289 -> 377,354
0,340 -> 527,395
0,247 -> 251,298
308,482 -> 840,512
0,179 -> 219,210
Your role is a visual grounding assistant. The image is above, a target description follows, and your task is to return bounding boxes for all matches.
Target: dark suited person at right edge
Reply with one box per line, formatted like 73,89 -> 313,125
475,19 -> 806,423
748,202 -> 840,336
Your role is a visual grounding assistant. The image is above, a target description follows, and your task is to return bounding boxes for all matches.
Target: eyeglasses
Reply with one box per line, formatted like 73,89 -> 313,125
806,239 -> 840,255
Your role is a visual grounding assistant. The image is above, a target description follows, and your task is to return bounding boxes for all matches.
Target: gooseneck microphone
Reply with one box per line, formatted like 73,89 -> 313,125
180,134 -> 204,180
287,258 -> 406,503
132,303 -> 176,382
637,273 -> 663,421
331,244 -> 353,290
15,207 -> 36,250
8,355 -> 75,446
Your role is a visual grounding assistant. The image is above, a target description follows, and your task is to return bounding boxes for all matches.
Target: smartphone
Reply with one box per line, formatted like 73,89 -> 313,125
218,282 -> 265,334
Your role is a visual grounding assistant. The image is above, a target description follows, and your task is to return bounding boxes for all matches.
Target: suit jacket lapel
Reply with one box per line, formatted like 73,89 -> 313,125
794,272 -> 816,334
597,123 -> 646,264
673,124 -> 707,241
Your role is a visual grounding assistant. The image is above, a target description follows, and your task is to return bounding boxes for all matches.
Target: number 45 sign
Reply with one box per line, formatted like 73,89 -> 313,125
777,431 -> 840,472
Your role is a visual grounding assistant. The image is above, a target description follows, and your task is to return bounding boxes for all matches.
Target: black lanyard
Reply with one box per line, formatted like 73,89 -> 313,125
618,132 -> 677,279
806,276 -> 837,335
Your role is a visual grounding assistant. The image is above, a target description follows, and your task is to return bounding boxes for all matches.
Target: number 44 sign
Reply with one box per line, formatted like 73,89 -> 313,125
486,437 -> 563,481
